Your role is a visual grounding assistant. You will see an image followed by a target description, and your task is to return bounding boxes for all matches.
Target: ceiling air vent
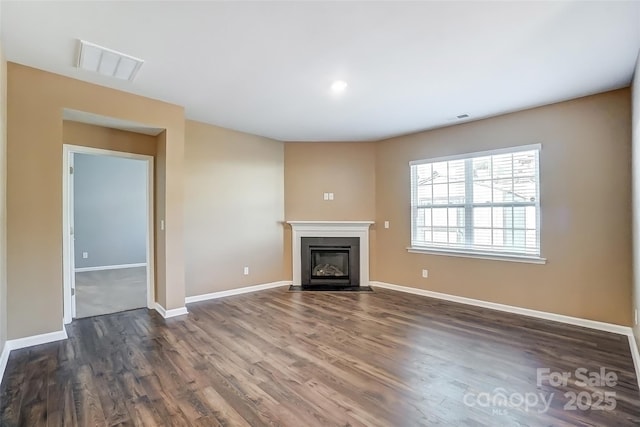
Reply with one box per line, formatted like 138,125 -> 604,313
76,40 -> 144,81
456,114 -> 470,119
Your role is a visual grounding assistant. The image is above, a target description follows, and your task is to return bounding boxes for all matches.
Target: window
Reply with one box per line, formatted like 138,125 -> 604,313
410,144 -> 541,260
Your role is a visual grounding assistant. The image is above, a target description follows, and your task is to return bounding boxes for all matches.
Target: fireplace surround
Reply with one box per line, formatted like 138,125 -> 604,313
288,221 -> 374,288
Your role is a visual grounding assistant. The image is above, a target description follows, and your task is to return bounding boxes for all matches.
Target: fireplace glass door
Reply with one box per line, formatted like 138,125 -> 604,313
311,249 -> 349,279
300,236 -> 360,287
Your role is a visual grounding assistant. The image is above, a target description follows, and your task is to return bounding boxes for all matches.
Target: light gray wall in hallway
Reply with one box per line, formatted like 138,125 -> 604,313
74,153 -> 147,268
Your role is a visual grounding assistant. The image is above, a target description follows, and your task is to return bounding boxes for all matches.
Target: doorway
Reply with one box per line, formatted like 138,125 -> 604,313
62,145 -> 154,323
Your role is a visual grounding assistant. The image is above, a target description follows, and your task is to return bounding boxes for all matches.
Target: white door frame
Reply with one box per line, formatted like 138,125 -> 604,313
62,144 -> 155,324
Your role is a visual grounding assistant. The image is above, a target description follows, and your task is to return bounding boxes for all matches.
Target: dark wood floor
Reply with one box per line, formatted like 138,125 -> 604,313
1,287 -> 639,426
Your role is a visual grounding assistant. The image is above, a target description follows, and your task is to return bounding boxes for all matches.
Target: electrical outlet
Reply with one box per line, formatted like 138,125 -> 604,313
243,266 -> 249,275
328,193 -> 334,200
82,252 -> 88,259
384,221 -> 389,229
422,269 -> 429,278
323,192 -> 329,201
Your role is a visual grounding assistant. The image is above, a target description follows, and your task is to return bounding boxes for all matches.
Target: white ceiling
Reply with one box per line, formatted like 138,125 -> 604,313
3,1 -> 640,142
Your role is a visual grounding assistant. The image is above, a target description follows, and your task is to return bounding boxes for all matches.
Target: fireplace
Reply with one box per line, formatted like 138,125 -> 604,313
301,237 -> 360,288
288,221 -> 373,288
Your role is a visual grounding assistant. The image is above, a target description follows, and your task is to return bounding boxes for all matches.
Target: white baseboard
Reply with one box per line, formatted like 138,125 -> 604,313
371,281 -> 631,335
5,328 -> 69,351
629,333 -> 640,392
0,328 -> 68,386
185,281 -> 291,304
0,342 -> 10,386
75,263 -> 146,273
154,303 -> 188,319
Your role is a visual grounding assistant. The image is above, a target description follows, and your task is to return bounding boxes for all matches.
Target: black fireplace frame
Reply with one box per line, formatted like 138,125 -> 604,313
301,237 -> 360,288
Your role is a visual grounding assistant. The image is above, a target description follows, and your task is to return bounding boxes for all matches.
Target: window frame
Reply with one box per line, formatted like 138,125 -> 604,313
408,144 -> 545,264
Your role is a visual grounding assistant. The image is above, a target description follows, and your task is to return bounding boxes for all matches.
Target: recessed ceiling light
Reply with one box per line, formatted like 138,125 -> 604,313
331,80 -> 348,93
77,40 -> 144,81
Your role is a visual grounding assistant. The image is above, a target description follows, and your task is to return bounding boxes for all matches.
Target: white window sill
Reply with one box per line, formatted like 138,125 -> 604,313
407,247 -> 547,264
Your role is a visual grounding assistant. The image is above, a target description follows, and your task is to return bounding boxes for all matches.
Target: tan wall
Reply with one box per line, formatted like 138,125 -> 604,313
184,120 -> 284,295
284,142 -> 376,221
63,121 -> 158,157
7,63 -> 186,339
5,61 -> 634,340
632,54 -> 640,345
283,142 -> 377,280
376,89 -> 632,326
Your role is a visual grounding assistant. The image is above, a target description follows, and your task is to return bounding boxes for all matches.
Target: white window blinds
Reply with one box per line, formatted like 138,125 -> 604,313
410,145 -> 541,257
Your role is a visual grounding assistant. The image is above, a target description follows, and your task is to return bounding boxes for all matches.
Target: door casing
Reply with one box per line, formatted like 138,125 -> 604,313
62,144 -> 155,323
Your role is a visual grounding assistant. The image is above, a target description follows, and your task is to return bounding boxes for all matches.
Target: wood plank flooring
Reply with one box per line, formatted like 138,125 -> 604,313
1,287 -> 638,426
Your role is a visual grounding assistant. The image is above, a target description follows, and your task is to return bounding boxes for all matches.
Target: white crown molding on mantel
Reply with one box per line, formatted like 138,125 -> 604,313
287,220 -> 374,287
287,220 -> 375,229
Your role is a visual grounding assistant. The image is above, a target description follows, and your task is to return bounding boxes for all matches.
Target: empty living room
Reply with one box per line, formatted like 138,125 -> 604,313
1,1 -> 640,426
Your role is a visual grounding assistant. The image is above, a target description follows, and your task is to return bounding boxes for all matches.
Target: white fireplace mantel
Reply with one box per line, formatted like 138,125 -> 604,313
287,221 -> 374,287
